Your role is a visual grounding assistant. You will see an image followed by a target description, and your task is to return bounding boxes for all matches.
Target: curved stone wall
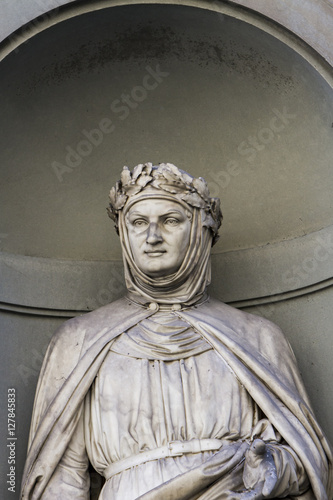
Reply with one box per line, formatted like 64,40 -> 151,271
1,0 -> 333,65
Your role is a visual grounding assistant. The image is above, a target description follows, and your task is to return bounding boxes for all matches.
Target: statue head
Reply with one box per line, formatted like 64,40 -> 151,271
108,162 -> 222,241
124,195 -> 193,278
107,163 -> 222,306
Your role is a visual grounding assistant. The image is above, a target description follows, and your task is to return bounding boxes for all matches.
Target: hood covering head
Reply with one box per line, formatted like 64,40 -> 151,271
107,162 -> 222,306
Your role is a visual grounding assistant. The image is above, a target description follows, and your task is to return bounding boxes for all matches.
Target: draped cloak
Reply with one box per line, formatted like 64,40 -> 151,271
21,296 -> 333,500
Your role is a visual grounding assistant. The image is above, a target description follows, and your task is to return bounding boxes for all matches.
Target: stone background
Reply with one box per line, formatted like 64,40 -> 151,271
0,1 -> 332,498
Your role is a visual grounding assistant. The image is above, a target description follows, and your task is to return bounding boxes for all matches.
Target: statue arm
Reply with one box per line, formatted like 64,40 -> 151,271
40,402 -> 90,499
21,319 -> 90,500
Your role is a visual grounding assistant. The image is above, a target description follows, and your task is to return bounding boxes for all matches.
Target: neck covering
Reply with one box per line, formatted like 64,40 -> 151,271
110,311 -> 212,360
118,205 -> 213,307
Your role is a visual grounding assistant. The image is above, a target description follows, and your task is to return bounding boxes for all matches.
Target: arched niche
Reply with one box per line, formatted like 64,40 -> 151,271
0,2 -> 332,492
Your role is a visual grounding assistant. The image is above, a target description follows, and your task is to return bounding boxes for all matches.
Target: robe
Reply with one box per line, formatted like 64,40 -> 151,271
21,296 -> 333,499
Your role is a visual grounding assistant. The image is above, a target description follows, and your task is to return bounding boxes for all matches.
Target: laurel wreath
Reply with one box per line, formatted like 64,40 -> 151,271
107,163 -> 222,243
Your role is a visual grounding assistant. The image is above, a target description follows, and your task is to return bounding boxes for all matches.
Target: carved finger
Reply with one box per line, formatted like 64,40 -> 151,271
262,468 -> 278,497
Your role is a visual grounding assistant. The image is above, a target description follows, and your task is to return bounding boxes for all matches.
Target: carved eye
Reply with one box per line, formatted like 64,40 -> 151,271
132,219 -> 148,227
165,217 -> 179,226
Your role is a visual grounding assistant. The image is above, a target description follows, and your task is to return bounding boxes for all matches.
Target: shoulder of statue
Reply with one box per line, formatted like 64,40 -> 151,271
192,297 -> 301,385
48,296 -> 138,355
195,297 -> 288,349
34,296 -> 141,410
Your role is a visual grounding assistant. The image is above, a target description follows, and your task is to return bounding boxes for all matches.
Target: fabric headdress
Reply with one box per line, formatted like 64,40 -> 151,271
107,163 -> 222,306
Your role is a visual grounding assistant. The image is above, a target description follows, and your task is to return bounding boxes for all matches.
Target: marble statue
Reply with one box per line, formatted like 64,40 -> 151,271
21,163 -> 332,499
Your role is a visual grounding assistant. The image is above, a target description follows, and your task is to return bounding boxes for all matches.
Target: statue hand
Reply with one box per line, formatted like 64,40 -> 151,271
227,439 -> 278,500
243,439 -> 277,497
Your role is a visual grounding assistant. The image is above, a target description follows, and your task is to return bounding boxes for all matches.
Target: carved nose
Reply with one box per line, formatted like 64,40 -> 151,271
146,223 -> 163,244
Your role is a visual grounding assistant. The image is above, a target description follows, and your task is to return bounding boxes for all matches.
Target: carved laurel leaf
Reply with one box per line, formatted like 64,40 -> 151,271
136,173 -> 153,187
161,168 -> 180,184
179,171 -> 193,185
114,194 -> 128,210
211,198 -> 222,224
143,162 -> 153,176
109,186 -> 117,205
123,183 -> 142,196
150,179 -> 163,190
158,183 -> 189,195
166,163 -> 192,184
181,191 -> 206,208
120,166 -> 131,186
109,186 -> 127,210
132,164 -> 144,181
106,206 -> 117,221
192,177 -> 209,200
